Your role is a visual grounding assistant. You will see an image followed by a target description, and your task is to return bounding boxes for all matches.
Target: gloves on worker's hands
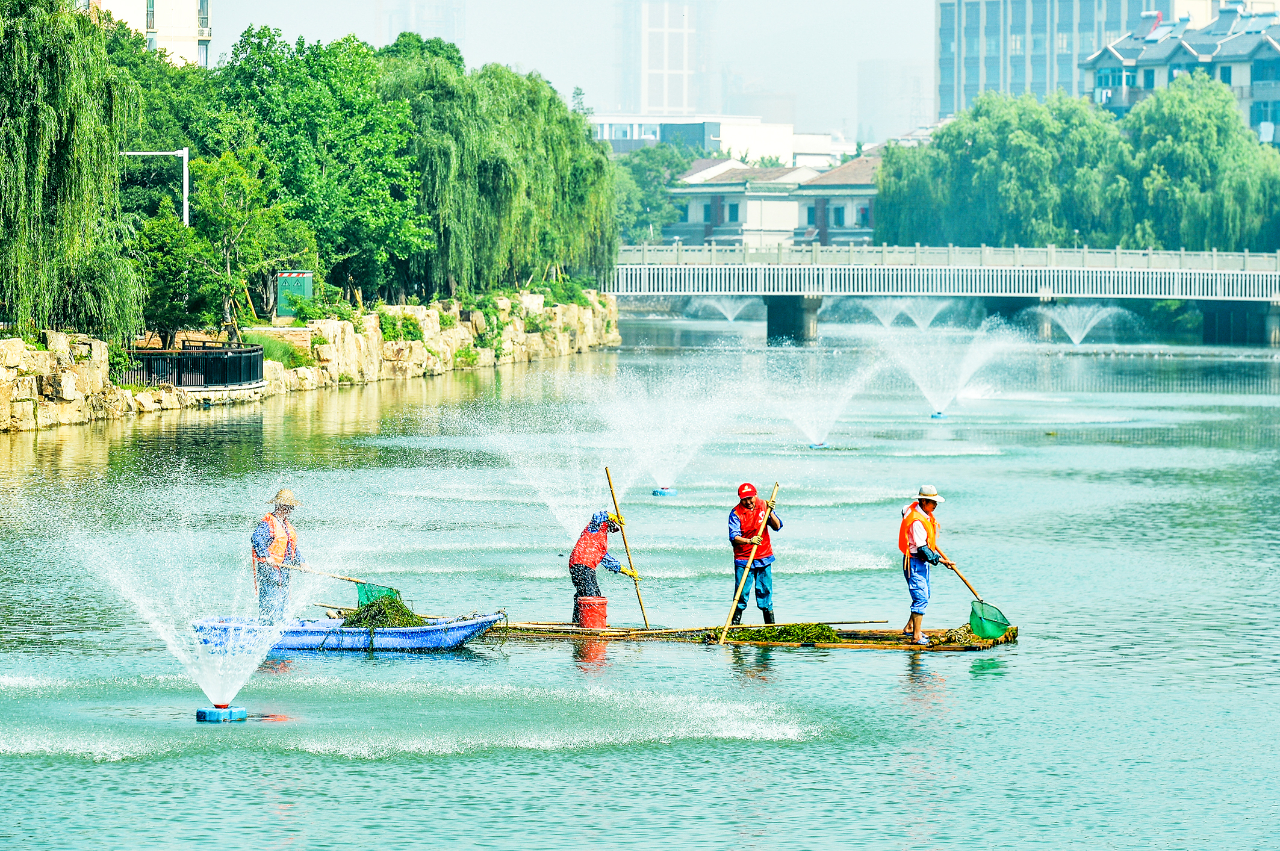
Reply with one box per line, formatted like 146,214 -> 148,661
620,566 -> 640,580
765,498 -> 776,509
749,535 -> 764,546
608,512 -> 625,527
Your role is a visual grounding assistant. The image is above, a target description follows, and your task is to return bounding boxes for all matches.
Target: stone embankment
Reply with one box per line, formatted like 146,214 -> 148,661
1,290 -> 620,433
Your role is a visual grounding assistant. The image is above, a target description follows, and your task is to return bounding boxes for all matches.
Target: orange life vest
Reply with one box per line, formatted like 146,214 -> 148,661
897,501 -> 938,557
253,512 -> 297,571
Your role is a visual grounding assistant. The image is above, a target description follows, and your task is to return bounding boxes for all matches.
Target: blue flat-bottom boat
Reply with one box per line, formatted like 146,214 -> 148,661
193,613 -> 504,653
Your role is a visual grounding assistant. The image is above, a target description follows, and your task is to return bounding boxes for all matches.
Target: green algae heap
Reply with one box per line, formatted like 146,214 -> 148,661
342,596 -> 425,630
718,624 -> 842,643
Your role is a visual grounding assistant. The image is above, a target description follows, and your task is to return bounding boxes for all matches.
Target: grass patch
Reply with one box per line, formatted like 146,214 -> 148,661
454,344 -> 479,367
243,332 -> 314,369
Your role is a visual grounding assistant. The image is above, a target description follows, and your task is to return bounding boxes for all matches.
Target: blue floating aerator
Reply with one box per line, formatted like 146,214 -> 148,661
809,442 -> 828,450
931,412 -> 947,419
652,487 -> 678,497
196,706 -> 247,723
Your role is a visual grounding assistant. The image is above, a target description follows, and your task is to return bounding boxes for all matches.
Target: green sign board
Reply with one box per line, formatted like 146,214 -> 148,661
276,271 -> 313,318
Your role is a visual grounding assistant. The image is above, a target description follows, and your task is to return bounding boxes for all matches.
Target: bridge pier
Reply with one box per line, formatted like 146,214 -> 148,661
764,296 -> 822,342
1199,300 -> 1275,346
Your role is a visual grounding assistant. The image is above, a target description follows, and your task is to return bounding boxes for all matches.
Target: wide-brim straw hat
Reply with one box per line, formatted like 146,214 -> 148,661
268,489 -> 301,507
917,485 -> 944,503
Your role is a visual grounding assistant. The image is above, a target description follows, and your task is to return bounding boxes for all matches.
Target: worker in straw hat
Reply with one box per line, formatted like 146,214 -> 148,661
251,489 -> 306,623
898,485 -> 950,646
729,483 -> 782,625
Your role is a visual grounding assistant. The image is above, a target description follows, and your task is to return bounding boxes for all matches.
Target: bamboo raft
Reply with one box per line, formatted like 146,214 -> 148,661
486,621 -> 1019,652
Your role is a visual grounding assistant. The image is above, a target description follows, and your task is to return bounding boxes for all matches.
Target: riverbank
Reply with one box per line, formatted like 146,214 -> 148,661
0,290 -> 620,433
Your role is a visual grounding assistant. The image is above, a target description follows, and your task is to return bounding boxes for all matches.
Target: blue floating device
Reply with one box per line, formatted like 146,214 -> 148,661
652,487 -> 678,497
196,706 -> 247,723
931,412 -> 947,419
809,442 -> 828,450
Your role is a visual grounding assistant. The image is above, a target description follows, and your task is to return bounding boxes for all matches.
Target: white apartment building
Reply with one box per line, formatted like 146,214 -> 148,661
96,0 -> 211,67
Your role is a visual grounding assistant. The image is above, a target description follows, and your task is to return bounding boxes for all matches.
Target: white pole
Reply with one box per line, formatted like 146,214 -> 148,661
181,147 -> 189,227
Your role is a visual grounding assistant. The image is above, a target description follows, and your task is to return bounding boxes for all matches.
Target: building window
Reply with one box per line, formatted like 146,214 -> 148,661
1032,35 -> 1046,55
966,36 -> 979,53
146,35 -> 156,51
1079,32 -> 1094,53
198,0 -> 209,28
1254,59 -> 1280,82
1096,67 -> 1135,88
198,42 -> 209,68
1250,100 -> 1280,126
833,206 -> 845,227
856,205 -> 871,227
702,204 -> 711,223
985,35 -> 999,54
806,206 -> 816,226
728,203 -> 739,223
1009,34 -> 1024,56
1220,66 -> 1232,85
678,204 -> 688,223
1057,33 -> 1072,54
1104,31 -> 1119,46
146,0 -> 155,30
1144,68 -> 1154,88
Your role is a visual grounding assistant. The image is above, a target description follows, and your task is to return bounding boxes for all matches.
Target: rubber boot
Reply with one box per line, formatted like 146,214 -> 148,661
763,609 -> 775,625
731,610 -> 742,626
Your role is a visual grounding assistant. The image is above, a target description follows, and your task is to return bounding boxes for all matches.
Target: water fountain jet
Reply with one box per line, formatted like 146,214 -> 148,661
1024,304 -> 1132,345
862,298 -> 907,327
884,319 -> 1025,416
902,299 -> 952,329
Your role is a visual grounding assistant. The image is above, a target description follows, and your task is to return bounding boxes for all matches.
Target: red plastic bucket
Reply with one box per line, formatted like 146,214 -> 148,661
577,596 -> 607,629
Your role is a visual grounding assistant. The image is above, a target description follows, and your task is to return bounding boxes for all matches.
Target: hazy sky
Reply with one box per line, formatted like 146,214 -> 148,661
211,0 -> 935,140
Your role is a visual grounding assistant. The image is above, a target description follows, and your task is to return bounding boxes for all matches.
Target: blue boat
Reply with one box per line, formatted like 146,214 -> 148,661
193,613 -> 504,653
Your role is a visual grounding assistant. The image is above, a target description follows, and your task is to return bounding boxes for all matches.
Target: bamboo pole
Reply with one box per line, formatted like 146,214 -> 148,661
719,482 -> 780,645
605,466 -> 649,629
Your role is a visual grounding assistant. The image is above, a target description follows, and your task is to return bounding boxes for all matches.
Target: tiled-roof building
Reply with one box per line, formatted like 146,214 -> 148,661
1080,3 -> 1280,135
791,157 -> 880,246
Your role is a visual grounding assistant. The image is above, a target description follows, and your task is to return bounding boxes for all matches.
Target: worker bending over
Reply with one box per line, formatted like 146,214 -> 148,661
569,510 -> 637,624
252,489 -> 305,623
729,483 -> 782,625
898,485 -> 951,646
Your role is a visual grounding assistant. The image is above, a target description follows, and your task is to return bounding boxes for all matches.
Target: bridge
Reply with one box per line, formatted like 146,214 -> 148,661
605,244 -> 1280,344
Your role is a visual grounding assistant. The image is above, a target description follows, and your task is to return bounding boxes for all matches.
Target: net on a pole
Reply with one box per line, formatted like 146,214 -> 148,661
969,600 -> 1011,639
356,582 -> 400,607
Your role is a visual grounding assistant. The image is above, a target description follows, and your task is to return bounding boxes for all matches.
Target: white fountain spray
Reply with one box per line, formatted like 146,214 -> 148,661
701,296 -> 756,323
883,318 -> 1025,416
862,298 -> 907,327
769,350 -> 885,447
902,299 -> 953,329
1025,304 -> 1132,345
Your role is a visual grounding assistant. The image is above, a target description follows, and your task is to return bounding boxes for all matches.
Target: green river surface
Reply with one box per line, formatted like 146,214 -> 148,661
2,318 -> 1278,849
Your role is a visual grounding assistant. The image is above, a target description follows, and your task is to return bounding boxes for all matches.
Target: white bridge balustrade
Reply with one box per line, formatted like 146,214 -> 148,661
607,244 -> 1280,344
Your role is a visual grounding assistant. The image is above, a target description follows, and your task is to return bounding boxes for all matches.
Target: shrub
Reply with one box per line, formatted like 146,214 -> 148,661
523,312 -> 548,334
378,308 -> 426,342
337,372 -> 355,384
439,312 -> 458,330
454,344 -> 479,367
287,281 -> 362,330
244,332 -> 314,369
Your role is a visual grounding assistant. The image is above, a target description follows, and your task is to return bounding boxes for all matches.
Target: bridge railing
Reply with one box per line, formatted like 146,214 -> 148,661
618,243 -> 1280,273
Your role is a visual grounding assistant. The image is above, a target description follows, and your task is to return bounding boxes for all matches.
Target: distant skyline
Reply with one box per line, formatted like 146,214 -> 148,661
209,0 -> 935,141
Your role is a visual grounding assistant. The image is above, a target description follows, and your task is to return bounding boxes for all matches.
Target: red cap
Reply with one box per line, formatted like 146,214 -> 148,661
737,483 -> 757,498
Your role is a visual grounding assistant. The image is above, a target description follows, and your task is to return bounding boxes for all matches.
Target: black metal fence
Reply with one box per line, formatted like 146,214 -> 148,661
114,345 -> 264,388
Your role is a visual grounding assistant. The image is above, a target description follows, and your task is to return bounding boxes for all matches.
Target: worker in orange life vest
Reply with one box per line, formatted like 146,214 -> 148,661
251,489 -> 305,623
729,483 -> 782,625
569,510 -> 638,624
898,485 -> 951,646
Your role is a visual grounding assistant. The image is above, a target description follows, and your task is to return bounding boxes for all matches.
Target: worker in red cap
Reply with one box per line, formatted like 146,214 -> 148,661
728,483 -> 782,625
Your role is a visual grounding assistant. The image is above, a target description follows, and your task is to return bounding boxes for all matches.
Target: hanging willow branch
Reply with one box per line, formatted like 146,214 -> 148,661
0,0 -> 139,340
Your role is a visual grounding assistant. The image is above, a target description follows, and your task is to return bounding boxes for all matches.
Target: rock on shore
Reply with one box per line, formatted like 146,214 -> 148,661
0,290 -> 621,433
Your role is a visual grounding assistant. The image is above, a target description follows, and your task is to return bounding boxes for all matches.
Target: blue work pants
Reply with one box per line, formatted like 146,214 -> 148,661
256,562 -> 291,623
733,560 -> 774,614
905,557 -> 930,615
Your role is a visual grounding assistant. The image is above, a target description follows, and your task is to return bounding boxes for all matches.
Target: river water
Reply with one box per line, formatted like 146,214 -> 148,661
2,319 -> 1278,849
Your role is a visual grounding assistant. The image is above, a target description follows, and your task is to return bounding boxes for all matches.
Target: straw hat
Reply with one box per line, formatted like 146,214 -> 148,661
268,489 -> 301,507
917,485 -> 944,504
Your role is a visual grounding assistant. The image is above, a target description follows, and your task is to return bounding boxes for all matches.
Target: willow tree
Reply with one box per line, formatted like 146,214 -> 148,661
0,0 -> 142,341
378,34 -> 616,298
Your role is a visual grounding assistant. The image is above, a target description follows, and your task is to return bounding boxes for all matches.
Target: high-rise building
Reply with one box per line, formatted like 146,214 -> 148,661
935,1 -> 1221,119
94,0 -> 211,67
377,0 -> 465,50
619,1 -> 713,115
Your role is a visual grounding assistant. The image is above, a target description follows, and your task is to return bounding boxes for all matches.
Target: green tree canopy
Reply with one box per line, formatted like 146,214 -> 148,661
0,0 -> 142,342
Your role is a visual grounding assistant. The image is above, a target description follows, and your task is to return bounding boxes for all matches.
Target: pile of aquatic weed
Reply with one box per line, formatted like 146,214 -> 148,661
929,624 -> 980,646
709,623 -> 842,644
342,596 -> 425,630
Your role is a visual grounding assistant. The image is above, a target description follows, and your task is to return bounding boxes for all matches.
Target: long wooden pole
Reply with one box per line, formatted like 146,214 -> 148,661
719,482 -> 780,645
605,466 -> 649,629
941,557 -> 983,601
